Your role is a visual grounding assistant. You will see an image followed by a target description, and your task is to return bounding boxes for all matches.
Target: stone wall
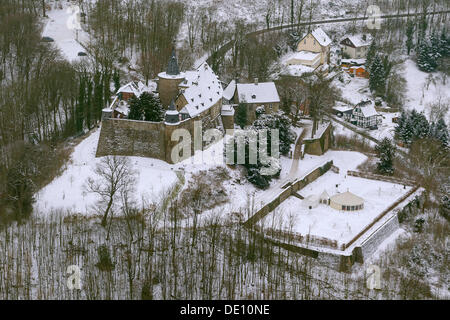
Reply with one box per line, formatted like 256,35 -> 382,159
356,214 -> 400,262
303,123 -> 332,156
96,118 -> 166,160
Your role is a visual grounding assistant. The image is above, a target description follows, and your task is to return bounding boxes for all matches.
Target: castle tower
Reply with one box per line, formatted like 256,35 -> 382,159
164,100 -> 180,125
158,46 -> 185,108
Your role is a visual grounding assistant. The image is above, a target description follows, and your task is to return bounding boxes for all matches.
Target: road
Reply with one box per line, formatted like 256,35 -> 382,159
207,10 -> 450,65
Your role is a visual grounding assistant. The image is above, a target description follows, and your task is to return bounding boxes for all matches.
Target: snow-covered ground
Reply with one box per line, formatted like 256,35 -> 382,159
402,59 -> 450,122
261,170 -> 412,246
34,129 -> 179,215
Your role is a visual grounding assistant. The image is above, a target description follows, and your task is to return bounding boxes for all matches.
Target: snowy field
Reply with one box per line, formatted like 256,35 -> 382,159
34,129 -> 179,215
261,171 -> 412,246
402,59 -> 450,122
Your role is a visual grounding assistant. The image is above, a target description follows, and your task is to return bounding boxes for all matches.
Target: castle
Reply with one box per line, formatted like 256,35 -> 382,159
97,49 -> 235,164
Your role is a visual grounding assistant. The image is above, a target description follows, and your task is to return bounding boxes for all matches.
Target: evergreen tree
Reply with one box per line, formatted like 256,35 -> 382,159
128,95 -> 143,120
439,28 -> 449,57
235,103 -> 248,129
76,77 -> 85,133
430,118 -> 449,148
252,112 -> 296,156
416,40 -> 437,72
410,110 -> 430,140
406,20 -> 414,55
375,138 -> 396,175
369,54 -> 386,96
128,92 -> 164,122
366,40 -> 376,67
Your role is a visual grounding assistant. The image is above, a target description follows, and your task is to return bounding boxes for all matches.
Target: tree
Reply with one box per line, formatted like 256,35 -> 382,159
375,138 -> 396,175
406,20 -> 414,55
369,54 -> 386,96
416,40 -> 437,72
429,118 -> 449,148
85,156 -> 137,227
113,70 -> 121,94
128,92 -> 165,122
252,112 -> 296,156
235,103 -> 248,129
366,40 -> 377,67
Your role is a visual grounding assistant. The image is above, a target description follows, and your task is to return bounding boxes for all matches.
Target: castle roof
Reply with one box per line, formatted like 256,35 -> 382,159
166,47 -> 180,76
180,62 -> 223,118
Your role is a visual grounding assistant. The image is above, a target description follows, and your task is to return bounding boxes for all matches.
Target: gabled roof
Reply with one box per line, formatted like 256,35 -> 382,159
355,100 -> 378,118
311,28 -> 332,47
116,81 -> 153,98
340,35 -> 372,48
223,79 -> 236,101
180,62 -> 223,118
236,82 -> 280,104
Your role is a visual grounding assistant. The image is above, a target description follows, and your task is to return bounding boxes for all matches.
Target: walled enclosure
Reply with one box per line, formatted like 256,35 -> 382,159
96,118 -> 198,164
304,123 -> 332,156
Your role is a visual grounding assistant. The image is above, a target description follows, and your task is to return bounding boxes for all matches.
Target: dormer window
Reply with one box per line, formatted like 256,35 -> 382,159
252,94 -> 256,99
191,98 -> 194,102
209,98 -> 212,102
198,94 -> 202,98
201,103 -> 204,106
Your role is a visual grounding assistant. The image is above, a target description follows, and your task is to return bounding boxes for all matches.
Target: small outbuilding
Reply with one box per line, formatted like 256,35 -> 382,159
330,191 -> 364,211
302,195 -> 320,209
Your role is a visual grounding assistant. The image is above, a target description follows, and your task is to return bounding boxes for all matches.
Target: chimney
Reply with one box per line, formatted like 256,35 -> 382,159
254,77 -> 258,85
362,34 -> 367,41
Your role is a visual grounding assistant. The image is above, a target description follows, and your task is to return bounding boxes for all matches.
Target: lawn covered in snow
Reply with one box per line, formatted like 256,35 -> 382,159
34,129 -> 179,215
261,171 -> 412,246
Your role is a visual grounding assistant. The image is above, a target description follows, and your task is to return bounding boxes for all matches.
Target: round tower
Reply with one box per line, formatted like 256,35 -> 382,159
158,47 -> 185,108
165,100 -> 181,125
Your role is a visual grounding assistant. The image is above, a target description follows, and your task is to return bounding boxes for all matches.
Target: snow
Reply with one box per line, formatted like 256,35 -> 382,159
341,34 -> 372,48
42,7 -> 89,62
359,103 -> 378,118
34,128 -> 179,215
262,170 -> 412,246
236,82 -> 281,104
223,80 -> 236,101
181,62 -> 224,118
289,51 -> 321,61
402,59 -> 450,121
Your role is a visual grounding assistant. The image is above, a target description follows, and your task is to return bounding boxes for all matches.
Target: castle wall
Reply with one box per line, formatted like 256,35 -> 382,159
96,118 -> 166,160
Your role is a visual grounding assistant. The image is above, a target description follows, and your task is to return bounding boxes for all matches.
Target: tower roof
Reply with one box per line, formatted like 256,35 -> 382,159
166,47 -> 180,76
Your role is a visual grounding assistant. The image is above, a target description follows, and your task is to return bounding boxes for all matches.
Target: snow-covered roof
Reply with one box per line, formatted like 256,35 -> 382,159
341,58 -> 366,65
341,34 -> 372,48
236,82 -> 280,104
356,100 -> 378,118
289,51 -> 321,62
180,62 -> 223,118
221,104 -> 235,116
223,79 -> 236,101
116,81 -> 152,98
311,28 -> 332,47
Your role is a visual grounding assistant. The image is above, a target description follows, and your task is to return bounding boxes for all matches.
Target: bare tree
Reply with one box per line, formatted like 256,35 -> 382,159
86,156 -> 137,227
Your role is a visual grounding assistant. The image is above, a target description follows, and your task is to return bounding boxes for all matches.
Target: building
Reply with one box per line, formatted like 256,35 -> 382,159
286,51 -> 321,69
351,100 -> 382,129
340,34 -> 372,59
108,81 -> 156,118
223,78 -> 280,125
97,49 -> 228,164
297,27 -> 332,65
330,191 -> 364,211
